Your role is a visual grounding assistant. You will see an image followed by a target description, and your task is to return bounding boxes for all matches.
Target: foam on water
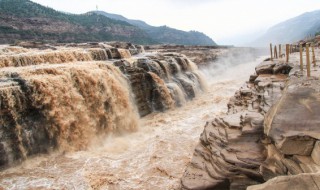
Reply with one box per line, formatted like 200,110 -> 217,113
0,53 -> 267,190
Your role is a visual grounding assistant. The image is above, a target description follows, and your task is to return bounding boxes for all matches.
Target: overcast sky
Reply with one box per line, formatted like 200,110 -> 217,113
31,0 -> 320,45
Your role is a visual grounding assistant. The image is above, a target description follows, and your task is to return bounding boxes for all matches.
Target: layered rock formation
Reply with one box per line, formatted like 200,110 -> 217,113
0,42 -> 208,169
182,54 -> 320,189
251,66 -> 320,190
181,60 -> 291,189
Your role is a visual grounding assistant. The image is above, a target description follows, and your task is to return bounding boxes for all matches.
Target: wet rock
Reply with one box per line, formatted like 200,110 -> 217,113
176,76 -> 196,99
106,42 -> 144,55
110,48 -> 131,59
87,48 -> 109,60
114,53 -> 206,116
116,61 -> 154,116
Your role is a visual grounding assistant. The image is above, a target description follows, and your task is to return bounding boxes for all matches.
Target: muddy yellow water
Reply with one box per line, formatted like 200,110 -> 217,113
0,56 -> 265,190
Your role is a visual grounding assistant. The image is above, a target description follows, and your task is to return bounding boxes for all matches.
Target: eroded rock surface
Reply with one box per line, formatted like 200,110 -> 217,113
260,71 -> 320,182
182,53 -> 320,190
182,60 -> 290,190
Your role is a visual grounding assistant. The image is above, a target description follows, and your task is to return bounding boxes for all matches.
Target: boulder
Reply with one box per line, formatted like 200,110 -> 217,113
265,80 -> 320,156
273,63 -> 293,75
255,61 -> 293,75
255,61 -> 276,75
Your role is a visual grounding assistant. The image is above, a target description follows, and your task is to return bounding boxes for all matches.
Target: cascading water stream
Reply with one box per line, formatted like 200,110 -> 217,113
0,44 -> 265,190
0,62 -> 139,166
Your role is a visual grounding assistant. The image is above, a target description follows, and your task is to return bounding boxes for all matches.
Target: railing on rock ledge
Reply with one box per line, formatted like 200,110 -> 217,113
269,42 -> 317,77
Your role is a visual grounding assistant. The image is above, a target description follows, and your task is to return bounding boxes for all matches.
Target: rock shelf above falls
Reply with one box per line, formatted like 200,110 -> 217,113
0,42 -> 209,168
181,52 -> 320,190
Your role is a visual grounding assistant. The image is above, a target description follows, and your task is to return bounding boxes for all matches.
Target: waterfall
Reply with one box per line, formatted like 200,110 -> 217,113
0,43 -> 208,168
0,47 -> 134,68
0,62 -> 139,167
166,82 -> 187,106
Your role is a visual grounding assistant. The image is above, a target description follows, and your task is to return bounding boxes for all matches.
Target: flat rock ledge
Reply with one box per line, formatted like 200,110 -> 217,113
181,57 -> 320,190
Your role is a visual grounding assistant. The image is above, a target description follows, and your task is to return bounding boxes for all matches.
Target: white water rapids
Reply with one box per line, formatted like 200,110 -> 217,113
0,54 -> 266,190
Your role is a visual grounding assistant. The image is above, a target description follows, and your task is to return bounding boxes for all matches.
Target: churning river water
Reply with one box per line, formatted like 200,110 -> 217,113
0,53 -> 266,190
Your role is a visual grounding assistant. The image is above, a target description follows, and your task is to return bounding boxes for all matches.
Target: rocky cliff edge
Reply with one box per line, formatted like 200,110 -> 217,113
181,51 -> 320,190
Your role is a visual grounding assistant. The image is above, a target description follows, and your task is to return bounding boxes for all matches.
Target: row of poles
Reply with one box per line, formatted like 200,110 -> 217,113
269,43 -> 317,77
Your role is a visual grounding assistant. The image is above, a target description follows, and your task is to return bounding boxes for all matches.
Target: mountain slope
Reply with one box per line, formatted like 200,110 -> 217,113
253,10 -> 320,46
93,11 -> 152,30
0,0 -> 155,44
93,11 -> 217,46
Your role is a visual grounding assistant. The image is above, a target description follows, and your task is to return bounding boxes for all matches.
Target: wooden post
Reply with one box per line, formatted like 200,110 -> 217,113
279,44 -> 282,58
306,43 -> 311,77
286,44 -> 289,63
289,44 -> 291,54
299,43 -> 303,71
312,43 -> 316,67
270,43 -> 273,61
274,45 -> 278,59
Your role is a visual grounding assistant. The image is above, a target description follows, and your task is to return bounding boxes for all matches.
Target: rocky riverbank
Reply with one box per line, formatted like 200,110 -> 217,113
181,50 -> 320,189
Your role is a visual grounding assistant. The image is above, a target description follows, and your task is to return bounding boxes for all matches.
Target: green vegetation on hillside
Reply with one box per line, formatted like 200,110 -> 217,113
0,0 -> 156,44
93,11 -> 217,46
145,26 -> 215,45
